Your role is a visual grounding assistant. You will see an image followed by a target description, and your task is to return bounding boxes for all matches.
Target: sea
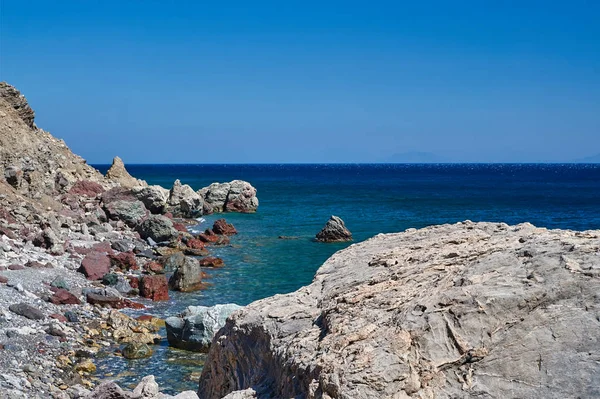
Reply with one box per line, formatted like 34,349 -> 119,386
91,163 -> 600,394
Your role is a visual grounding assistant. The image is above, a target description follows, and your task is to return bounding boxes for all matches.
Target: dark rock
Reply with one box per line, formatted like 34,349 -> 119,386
79,251 -> 111,280
199,257 -> 225,268
111,240 -> 135,253
8,264 -> 24,270
159,252 -> 185,272
49,288 -> 81,305
212,219 -> 237,235
9,303 -> 45,320
136,215 -> 178,243
64,311 -> 79,323
102,273 -> 119,286
139,275 -> 169,301
169,256 -> 206,292
315,215 -> 352,243
68,180 -> 105,196
121,342 -> 152,359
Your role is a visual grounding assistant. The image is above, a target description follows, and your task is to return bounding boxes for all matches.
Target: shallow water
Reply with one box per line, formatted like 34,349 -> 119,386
92,164 -> 600,393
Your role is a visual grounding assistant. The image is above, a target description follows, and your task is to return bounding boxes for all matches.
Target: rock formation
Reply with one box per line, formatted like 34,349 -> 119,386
198,222 -> 600,399
315,215 -> 352,242
165,304 -> 242,352
105,156 -> 147,189
198,180 -> 259,213
85,375 -> 198,398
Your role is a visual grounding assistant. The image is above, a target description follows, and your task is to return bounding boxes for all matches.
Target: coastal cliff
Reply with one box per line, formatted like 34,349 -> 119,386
199,221 -> 600,398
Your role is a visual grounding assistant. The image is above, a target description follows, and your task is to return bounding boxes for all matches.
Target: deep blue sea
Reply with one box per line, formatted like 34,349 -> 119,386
91,163 -> 600,393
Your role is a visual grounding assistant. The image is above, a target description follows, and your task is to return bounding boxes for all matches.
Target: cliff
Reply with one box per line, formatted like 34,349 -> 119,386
198,221 -> 600,398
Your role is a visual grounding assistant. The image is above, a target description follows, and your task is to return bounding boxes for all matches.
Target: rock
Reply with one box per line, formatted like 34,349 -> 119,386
198,222 -> 600,399
0,82 -> 35,128
4,165 -> 22,188
8,303 -> 45,320
315,215 -> 352,242
136,215 -> 178,243
168,256 -> 205,292
144,261 -> 164,274
168,180 -> 204,218
0,275 -> 7,284
109,251 -> 138,271
108,311 -> 161,345
198,180 -> 258,213
79,251 -> 111,280
131,375 -> 159,397
50,276 -> 69,290
84,376 -> 200,398
220,389 -> 258,399
74,359 -> 96,374
121,342 -> 153,360
111,240 -> 135,253
165,304 -> 242,352
49,288 -> 81,305
8,264 -> 24,270
68,180 -> 105,197
132,185 -> 170,214
159,252 -> 185,272
212,219 -> 237,235
104,200 -> 148,227
105,156 -> 146,189
139,275 -> 169,301
84,381 -> 132,398
198,257 -> 224,268
64,311 -> 79,323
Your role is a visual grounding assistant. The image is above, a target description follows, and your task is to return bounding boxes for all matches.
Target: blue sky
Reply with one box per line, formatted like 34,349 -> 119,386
1,1 -> 599,163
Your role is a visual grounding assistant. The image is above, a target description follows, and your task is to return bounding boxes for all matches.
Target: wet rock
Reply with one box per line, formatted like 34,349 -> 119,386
139,275 -> 169,301
169,256 -> 205,292
49,288 -> 81,305
8,303 -> 45,320
122,342 -> 153,359
74,359 -> 96,374
132,185 -> 170,214
79,251 -> 111,280
105,156 -> 146,189
212,219 -> 237,236
136,215 -> 178,243
315,215 -> 352,242
198,257 -> 224,268
165,304 -> 241,352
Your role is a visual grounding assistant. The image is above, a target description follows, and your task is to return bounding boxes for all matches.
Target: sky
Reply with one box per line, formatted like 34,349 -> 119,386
0,1 -> 599,164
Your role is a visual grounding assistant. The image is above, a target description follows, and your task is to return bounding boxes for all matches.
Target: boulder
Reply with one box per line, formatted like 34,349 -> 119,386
109,251 -> 138,271
212,219 -> 237,235
159,252 -> 186,272
198,222 -> 600,399
139,275 -> 169,301
105,156 -> 147,189
104,199 -> 148,227
84,375 -> 199,398
315,215 -> 352,242
122,342 -> 153,359
198,182 -> 230,212
168,179 -> 204,217
68,180 -> 105,196
132,185 -> 170,214
79,251 -> 111,280
136,215 -> 178,243
49,288 -> 81,305
8,303 -> 45,320
198,180 -> 258,213
168,256 -> 205,292
165,304 -> 241,352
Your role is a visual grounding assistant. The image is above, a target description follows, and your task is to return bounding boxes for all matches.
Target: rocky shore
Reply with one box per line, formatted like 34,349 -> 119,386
0,82 -> 258,398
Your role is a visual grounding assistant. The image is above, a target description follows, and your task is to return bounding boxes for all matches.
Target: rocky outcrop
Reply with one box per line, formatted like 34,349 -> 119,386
315,215 -> 352,242
168,180 -> 204,217
165,304 -> 242,352
105,156 -> 147,189
132,185 -> 170,214
198,222 -> 600,399
198,180 -> 258,213
0,82 -> 108,197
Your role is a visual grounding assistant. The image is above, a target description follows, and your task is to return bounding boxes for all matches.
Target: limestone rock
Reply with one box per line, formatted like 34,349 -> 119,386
198,222 -> 600,399
315,215 -> 352,242
165,304 -> 242,352
105,156 -> 147,189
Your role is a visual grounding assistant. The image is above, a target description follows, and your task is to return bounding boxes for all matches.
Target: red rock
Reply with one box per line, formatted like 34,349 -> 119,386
8,264 -> 24,270
139,275 -> 169,301
49,289 -> 81,305
69,180 -> 105,196
49,313 -> 68,323
164,212 -> 174,219
145,261 -> 164,274
136,315 -> 154,322
0,276 -> 8,284
79,251 -> 111,280
128,276 -> 139,289
198,229 -> 219,243
212,219 -> 237,235
0,206 -> 17,224
109,252 -> 138,271
186,238 -> 206,250
92,241 -> 114,254
173,222 -> 188,232
198,257 -> 225,268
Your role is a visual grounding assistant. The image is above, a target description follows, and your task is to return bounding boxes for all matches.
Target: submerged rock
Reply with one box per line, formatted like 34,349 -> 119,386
315,215 -> 352,242
122,342 -> 153,359
165,304 -> 242,352
198,222 -> 600,399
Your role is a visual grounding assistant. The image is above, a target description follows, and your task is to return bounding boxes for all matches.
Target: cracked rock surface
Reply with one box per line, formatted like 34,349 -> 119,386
199,221 -> 600,399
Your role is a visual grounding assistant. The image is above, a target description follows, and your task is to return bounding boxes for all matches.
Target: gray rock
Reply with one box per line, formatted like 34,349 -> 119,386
168,180 -> 204,218
168,256 -> 204,292
198,180 -> 258,213
104,200 -> 148,227
111,240 -> 136,253
136,215 -> 178,243
8,303 -> 44,320
198,222 -> 600,399
315,215 -> 352,242
132,185 -> 170,214
165,304 -> 242,352
0,82 -> 35,129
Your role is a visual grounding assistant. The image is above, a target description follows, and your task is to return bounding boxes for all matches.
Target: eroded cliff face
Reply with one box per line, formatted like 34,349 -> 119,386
0,82 -> 108,198
199,221 -> 600,399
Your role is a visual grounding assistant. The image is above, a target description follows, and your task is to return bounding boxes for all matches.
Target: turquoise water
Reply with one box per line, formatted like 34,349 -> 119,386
92,164 -> 600,393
